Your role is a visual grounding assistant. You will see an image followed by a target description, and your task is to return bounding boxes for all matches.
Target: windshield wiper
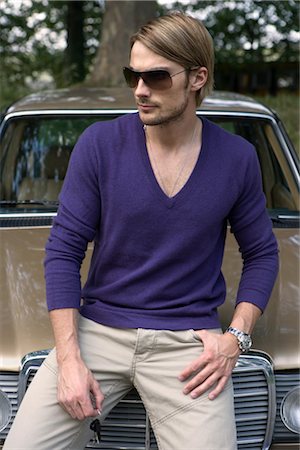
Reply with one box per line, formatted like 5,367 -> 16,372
0,200 -> 58,206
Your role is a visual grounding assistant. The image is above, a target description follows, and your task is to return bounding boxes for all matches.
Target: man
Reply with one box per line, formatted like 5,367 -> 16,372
4,12 -> 278,450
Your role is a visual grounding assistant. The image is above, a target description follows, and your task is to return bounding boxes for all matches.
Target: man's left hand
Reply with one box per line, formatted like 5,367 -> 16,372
178,330 -> 240,400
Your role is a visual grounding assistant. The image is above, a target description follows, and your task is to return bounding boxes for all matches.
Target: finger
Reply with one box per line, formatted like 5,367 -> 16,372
181,359 -> 220,392
72,400 -> 95,421
208,376 -> 228,400
72,403 -> 86,421
91,379 -> 104,412
60,390 -> 96,420
178,357 -> 205,381
60,399 -> 84,420
183,368 -> 221,397
189,373 -> 228,400
57,391 -> 75,419
79,391 -> 100,418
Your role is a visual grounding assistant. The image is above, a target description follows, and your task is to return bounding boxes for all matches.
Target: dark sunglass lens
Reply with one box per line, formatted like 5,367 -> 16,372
144,71 -> 172,90
123,68 -> 138,88
123,68 -> 172,90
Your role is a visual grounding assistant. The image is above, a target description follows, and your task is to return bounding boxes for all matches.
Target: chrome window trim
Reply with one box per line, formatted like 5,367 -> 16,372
0,109 -> 134,128
0,213 -> 57,218
1,212 -> 298,222
1,108 -> 277,122
0,211 -> 57,219
277,214 -> 300,220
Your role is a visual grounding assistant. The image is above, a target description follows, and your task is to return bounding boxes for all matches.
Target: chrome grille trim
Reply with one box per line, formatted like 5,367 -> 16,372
2,350 -> 276,449
18,349 -> 51,405
232,354 -> 276,449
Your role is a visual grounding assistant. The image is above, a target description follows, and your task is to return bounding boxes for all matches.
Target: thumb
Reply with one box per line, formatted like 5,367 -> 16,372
91,378 -> 104,412
197,329 -> 208,342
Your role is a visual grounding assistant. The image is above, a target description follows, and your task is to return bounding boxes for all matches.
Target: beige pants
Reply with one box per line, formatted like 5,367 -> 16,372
4,316 -> 237,450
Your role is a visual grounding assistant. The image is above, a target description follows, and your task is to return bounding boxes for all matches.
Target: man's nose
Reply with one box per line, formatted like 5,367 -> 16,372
135,77 -> 151,97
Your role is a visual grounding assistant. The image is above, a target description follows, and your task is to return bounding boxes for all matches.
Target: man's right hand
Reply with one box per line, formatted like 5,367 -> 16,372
49,309 -> 104,421
57,355 -> 104,420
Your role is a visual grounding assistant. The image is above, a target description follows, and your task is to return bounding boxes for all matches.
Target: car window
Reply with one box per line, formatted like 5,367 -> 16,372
0,114 -> 297,213
210,117 -> 298,213
0,116 -> 105,203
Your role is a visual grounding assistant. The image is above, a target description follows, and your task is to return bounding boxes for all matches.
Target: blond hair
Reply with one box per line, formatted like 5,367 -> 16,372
130,12 -> 214,106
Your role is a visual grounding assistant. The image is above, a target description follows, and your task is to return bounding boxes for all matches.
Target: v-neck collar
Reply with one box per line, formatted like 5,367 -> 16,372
138,116 -> 208,209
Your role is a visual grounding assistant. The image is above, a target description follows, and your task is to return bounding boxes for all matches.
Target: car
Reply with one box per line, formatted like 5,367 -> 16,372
0,87 -> 299,450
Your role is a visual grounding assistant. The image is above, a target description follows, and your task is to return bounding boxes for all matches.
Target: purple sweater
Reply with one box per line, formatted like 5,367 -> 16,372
44,113 -> 278,330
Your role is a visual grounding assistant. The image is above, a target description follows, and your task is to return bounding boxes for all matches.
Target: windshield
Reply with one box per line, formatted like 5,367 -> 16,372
0,113 -> 297,213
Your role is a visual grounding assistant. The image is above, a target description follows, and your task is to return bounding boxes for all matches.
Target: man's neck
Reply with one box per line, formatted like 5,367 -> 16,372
145,113 -> 201,153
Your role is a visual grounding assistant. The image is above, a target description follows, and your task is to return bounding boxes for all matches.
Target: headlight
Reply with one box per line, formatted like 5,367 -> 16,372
0,390 -> 12,432
280,386 -> 300,434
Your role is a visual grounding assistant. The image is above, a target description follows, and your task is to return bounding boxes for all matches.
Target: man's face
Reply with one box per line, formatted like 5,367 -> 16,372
129,41 -> 195,126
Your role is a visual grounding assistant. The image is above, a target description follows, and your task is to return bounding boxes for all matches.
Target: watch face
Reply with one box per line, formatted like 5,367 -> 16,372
226,327 -> 252,353
240,334 -> 252,352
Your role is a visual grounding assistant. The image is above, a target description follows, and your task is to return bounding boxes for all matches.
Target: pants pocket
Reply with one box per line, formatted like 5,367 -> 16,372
187,329 -> 203,342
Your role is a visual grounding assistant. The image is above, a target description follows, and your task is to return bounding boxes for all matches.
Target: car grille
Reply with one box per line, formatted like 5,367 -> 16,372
87,362 -> 272,450
233,368 -> 272,449
0,351 -> 277,449
272,370 -> 300,442
87,356 -> 276,450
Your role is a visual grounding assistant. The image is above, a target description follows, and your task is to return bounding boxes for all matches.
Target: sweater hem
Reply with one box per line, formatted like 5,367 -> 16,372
80,305 -> 221,331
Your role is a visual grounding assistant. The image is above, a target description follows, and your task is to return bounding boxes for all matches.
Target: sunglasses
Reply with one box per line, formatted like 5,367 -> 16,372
123,66 -> 190,90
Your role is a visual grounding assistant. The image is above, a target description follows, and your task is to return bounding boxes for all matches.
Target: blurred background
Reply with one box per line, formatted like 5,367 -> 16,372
0,0 -> 299,152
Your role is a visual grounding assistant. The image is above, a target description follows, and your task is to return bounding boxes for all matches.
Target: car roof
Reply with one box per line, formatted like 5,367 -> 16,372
6,87 -> 274,117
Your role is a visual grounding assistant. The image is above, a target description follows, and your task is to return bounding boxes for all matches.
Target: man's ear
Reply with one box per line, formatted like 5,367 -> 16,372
190,67 -> 208,92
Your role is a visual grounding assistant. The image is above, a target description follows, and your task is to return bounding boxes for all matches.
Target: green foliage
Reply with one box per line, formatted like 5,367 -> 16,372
1,0 -> 299,112
0,0 -> 103,110
162,0 -> 299,65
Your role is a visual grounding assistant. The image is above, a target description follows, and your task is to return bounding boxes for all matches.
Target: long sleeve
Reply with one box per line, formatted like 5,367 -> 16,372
228,147 -> 279,311
44,124 -> 101,311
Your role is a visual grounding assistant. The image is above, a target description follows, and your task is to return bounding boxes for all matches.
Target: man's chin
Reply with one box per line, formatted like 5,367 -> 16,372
137,109 -> 166,126
138,104 -> 188,127
138,113 -> 161,127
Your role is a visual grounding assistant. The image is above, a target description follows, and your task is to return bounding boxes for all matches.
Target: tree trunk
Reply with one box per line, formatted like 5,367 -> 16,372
87,0 -> 157,86
65,1 -> 85,84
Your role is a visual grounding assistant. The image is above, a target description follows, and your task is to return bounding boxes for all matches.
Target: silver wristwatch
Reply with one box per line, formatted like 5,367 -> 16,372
226,326 -> 252,353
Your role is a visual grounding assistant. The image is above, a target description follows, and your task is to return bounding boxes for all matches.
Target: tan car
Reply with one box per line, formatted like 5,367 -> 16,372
0,88 -> 299,449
